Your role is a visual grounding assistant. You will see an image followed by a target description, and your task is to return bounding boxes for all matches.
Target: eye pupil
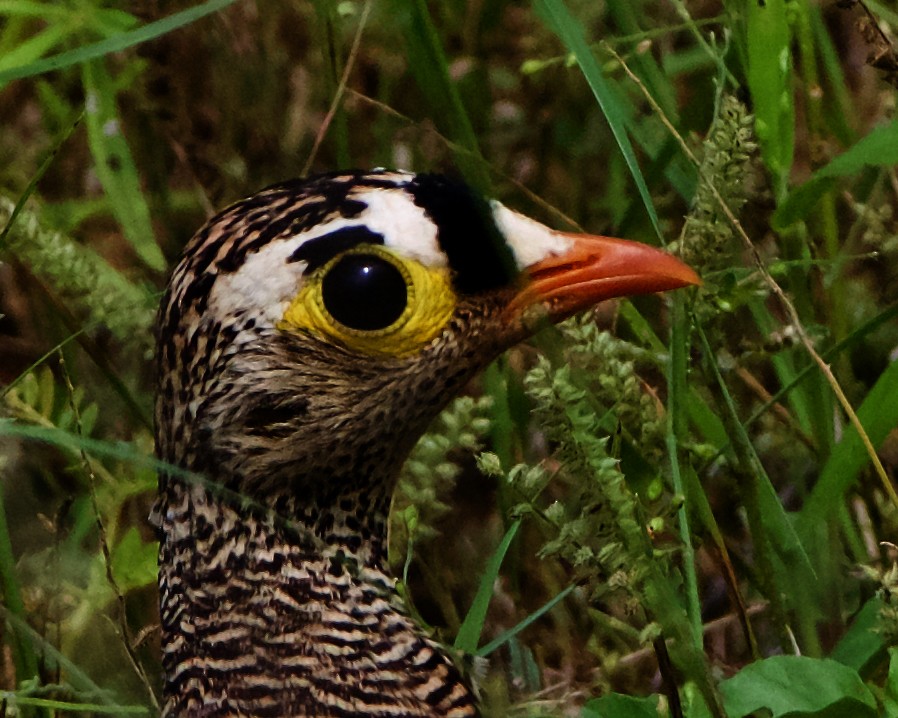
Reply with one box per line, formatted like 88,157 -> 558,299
321,253 -> 408,331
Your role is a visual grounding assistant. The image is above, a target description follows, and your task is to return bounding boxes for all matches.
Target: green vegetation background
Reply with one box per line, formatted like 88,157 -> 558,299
1,1 -> 897,716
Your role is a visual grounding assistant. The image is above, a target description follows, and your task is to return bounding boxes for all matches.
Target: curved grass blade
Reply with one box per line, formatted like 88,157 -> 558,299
476,583 -> 575,657
82,60 -> 163,270
455,519 -> 521,653
798,356 -> 898,538
534,0 -> 663,241
0,0 -> 239,85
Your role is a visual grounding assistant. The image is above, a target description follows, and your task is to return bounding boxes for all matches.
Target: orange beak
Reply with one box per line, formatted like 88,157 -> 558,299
512,233 -> 700,318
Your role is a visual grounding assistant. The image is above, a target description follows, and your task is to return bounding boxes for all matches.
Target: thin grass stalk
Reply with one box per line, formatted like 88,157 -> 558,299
667,295 -> 702,650
685,475 -> 762,661
0,609 -> 136,711
57,354 -> 160,711
390,0 -> 489,190
303,0 -> 374,175
795,4 -> 853,435
0,484 -> 43,718
696,323 -> 797,655
534,0 -> 664,241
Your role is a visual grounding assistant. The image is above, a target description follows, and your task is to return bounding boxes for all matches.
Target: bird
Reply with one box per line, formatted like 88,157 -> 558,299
153,168 -> 699,717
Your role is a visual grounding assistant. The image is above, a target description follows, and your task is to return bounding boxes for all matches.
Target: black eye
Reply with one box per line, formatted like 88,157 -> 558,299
321,253 -> 408,331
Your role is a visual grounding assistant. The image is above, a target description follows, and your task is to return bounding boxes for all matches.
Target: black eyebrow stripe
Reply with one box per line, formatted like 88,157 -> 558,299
287,225 -> 385,272
406,173 -> 516,293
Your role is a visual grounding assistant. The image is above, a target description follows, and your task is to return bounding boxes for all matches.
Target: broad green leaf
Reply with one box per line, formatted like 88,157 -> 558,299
110,527 -> 158,592
774,119 -> 898,228
830,597 -> 887,677
454,520 -> 520,653
798,356 -> 898,538
884,647 -> 898,718
581,693 -> 659,718
746,0 -> 794,195
82,59 -> 164,270
720,656 -> 876,718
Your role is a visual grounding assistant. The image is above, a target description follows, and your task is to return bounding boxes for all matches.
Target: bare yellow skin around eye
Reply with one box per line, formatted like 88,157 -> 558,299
279,248 -> 457,358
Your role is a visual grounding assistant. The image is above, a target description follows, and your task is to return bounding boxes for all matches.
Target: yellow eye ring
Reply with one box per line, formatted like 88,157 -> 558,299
280,246 -> 457,357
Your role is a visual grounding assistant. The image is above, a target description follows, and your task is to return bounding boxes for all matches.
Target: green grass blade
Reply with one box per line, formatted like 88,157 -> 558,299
810,6 -> 854,147
0,0 -> 238,85
743,302 -> 898,433
798,357 -> 898,538
773,118 -> 898,229
0,696 -> 147,715
0,421 -> 190,480
618,301 -> 728,447
0,2 -> 71,20
387,0 -> 488,190
1,609 -> 128,707
82,60 -> 164,270
745,0 -> 795,197
476,584 -> 575,657
0,110 -> 82,253
667,296 -> 702,649
697,323 -> 817,633
604,0 -> 677,119
0,485 -> 41,696
455,519 -> 521,653
0,23 -> 71,77
534,0 -> 663,241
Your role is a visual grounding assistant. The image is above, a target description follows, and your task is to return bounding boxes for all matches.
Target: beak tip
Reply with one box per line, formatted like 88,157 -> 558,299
672,263 -> 702,289
515,234 -> 701,316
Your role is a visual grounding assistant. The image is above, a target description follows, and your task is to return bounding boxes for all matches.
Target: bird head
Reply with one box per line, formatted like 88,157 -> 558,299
155,170 -> 697,540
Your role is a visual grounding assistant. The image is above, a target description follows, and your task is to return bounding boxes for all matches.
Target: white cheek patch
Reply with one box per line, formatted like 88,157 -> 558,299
354,189 -> 445,267
491,201 -> 573,269
208,239 -> 308,327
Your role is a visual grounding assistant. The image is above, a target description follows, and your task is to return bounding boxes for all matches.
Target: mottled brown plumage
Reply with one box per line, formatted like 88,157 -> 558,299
154,170 -> 698,717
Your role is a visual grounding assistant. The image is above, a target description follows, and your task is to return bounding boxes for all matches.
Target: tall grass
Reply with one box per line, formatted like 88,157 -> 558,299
1,1 -> 896,716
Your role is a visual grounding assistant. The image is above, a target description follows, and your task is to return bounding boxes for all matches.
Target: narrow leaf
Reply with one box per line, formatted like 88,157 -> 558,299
455,520 -> 521,653
798,356 -> 898,537
82,60 -> 164,270
533,0 -> 663,240
746,0 -> 794,195
0,0 -> 238,84
386,0 -> 488,190
774,119 -> 898,228
476,584 -> 574,657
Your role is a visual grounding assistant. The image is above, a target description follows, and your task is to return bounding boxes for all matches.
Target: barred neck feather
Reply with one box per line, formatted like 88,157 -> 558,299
157,480 -> 478,717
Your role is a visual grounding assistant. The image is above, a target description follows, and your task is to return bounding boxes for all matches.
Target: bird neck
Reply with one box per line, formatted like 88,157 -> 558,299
156,479 -> 478,717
